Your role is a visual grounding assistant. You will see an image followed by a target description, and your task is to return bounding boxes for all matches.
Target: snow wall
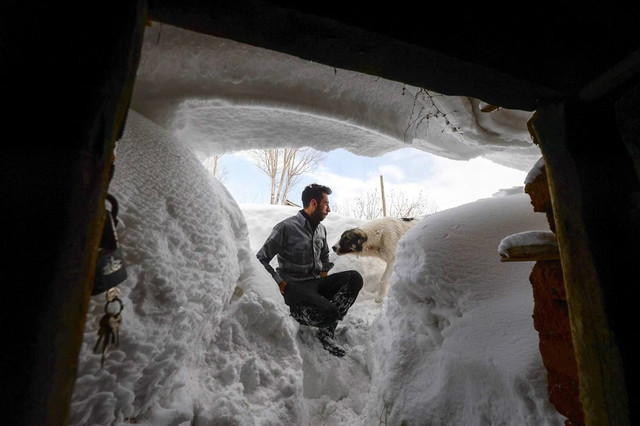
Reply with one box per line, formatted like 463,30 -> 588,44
70,110 -> 563,426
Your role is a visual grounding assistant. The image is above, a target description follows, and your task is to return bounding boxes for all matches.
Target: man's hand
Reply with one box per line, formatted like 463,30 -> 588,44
278,281 -> 288,295
320,271 -> 328,278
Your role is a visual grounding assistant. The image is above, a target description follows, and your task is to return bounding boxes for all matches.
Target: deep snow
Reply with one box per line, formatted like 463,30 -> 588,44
70,111 -> 564,425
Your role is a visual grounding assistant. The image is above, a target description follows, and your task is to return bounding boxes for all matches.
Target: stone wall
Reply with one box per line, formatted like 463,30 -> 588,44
530,260 -> 584,425
525,163 -> 584,426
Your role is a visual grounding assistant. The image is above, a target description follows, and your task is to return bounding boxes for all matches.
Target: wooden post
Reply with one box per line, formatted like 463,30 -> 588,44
1,2 -> 146,425
380,175 -> 387,217
532,100 -> 639,426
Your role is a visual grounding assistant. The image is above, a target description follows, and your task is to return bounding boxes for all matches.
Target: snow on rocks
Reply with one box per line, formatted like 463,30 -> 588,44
525,157 -> 546,185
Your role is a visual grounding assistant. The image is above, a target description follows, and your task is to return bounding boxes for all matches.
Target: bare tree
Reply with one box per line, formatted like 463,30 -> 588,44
334,187 -> 438,219
251,148 -> 325,204
386,189 -> 438,218
356,189 -> 383,220
202,155 -> 227,182
251,149 -> 280,203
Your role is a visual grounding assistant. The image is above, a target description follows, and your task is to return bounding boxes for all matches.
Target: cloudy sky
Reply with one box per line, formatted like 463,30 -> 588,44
213,146 -> 528,213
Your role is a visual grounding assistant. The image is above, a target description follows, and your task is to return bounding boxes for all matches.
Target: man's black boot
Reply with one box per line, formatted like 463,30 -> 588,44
317,323 -> 345,357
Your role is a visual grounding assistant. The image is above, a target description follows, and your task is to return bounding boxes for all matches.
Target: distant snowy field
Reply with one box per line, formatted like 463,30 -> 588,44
70,111 -> 564,425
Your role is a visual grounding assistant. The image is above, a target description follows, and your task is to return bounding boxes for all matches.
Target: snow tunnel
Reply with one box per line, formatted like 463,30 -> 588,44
3,2 -> 640,425
63,22 -> 569,426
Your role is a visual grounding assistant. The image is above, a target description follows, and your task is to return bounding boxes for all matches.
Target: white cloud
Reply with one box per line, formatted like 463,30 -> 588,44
305,150 -> 527,212
422,156 -> 527,209
377,164 -> 405,182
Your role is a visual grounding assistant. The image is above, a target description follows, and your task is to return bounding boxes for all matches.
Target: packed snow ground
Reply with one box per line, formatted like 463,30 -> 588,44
70,111 -> 564,425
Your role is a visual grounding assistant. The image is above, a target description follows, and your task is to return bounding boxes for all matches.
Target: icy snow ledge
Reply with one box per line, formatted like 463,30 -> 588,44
498,231 -> 559,262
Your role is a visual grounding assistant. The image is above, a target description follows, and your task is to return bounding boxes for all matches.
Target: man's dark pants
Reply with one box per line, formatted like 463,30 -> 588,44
283,270 -> 363,331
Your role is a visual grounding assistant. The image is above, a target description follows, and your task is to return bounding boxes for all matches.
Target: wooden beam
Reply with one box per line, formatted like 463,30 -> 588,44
0,1 -> 147,424
533,100 -> 638,426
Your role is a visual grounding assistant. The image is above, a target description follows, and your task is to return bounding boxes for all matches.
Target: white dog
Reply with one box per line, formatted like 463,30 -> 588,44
332,217 -> 418,303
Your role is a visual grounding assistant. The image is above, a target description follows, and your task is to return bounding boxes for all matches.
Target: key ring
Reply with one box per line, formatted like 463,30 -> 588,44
106,287 -> 121,302
105,297 -> 124,315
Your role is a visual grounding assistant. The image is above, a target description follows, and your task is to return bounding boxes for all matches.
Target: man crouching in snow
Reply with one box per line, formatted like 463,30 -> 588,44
256,183 -> 363,357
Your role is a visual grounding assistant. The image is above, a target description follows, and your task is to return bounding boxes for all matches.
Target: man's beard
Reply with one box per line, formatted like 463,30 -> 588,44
310,209 -> 325,222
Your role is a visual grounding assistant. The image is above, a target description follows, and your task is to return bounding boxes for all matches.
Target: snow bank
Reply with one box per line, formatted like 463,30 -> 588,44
367,194 -> 565,425
70,111 -> 307,425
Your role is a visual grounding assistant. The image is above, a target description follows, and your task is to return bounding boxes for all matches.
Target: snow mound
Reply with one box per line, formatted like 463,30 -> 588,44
70,111 -> 307,425
367,194 -> 565,425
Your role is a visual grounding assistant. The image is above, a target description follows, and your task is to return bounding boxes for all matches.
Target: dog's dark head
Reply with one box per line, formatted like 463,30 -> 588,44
332,228 -> 368,255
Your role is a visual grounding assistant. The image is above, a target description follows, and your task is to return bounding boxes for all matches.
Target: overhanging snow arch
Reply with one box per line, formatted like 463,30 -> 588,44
131,24 -> 540,171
